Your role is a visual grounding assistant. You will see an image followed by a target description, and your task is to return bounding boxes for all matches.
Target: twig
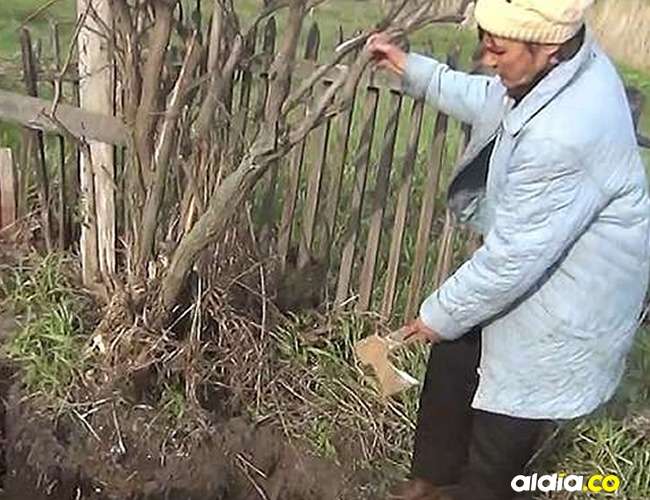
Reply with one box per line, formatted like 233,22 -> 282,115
112,402 -> 127,456
72,408 -> 102,443
20,0 -> 65,28
50,2 -> 91,118
236,453 -> 268,479
259,265 -> 267,337
235,454 -> 270,500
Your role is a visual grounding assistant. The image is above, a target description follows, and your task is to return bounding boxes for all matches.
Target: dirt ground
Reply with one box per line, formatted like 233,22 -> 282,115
0,249 -> 362,500
0,355 -> 355,500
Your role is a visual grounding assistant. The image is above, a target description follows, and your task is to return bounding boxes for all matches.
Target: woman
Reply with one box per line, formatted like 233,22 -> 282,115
367,1 -> 650,499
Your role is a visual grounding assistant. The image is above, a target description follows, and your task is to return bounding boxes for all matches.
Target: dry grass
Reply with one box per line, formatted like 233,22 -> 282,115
590,0 -> 650,72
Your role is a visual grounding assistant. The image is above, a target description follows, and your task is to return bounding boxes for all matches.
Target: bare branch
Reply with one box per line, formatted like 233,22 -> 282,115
263,0 -> 307,129
134,0 -> 173,180
138,30 -> 203,268
206,0 -> 223,72
244,0 -> 289,37
50,2 -> 90,118
195,33 -> 244,140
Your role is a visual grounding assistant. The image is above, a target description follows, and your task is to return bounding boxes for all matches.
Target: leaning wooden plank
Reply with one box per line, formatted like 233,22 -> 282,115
0,149 -> 16,236
335,87 -> 380,306
381,99 -> 424,318
403,108 -> 450,321
357,90 -> 403,312
0,90 -> 128,146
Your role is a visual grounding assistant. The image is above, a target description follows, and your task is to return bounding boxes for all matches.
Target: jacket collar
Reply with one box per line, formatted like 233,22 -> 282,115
503,28 -> 596,136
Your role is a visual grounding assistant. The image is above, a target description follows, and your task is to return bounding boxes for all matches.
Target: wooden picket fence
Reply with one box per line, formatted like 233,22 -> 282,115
0,17 -> 647,324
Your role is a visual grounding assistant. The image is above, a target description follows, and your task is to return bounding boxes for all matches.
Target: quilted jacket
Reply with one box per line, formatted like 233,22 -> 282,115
403,30 -> 650,419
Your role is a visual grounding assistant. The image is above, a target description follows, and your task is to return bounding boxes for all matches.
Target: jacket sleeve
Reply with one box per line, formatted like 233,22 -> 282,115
420,140 -> 608,340
402,53 -> 494,125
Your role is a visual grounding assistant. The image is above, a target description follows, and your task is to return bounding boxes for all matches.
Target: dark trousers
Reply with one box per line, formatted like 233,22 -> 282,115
411,327 -> 555,500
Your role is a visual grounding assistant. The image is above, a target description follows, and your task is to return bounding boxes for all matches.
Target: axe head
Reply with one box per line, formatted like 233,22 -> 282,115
354,329 -> 419,397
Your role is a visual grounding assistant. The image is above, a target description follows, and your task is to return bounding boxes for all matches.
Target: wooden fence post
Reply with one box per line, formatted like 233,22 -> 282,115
0,149 -> 16,237
77,0 -> 115,284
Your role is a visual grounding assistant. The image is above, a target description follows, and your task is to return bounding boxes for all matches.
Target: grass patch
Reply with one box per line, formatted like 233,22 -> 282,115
260,311 -> 430,495
265,312 -> 650,499
0,252 -> 91,399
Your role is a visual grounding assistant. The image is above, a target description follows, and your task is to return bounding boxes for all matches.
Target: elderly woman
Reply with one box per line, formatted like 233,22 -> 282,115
367,1 -> 650,499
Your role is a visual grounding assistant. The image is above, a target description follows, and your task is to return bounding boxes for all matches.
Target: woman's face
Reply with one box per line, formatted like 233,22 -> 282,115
478,32 -> 560,98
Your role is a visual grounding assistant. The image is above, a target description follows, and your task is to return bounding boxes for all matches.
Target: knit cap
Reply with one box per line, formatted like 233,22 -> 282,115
474,0 -> 594,44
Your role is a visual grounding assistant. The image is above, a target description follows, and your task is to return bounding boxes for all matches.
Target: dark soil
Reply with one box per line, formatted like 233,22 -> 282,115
0,370 -> 354,500
0,244 -> 367,500
0,307 -> 357,500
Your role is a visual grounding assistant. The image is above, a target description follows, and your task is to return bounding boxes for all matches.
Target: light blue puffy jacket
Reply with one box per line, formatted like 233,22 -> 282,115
403,30 -> 650,419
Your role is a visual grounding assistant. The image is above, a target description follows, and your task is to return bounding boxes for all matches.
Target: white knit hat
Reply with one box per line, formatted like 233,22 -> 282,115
474,0 -> 594,44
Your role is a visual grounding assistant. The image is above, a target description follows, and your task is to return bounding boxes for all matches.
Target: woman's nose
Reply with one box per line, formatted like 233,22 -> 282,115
481,51 -> 498,69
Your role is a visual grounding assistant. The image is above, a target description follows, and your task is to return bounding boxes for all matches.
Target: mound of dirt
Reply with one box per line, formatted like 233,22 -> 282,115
0,241 -> 379,500
0,383 -> 353,500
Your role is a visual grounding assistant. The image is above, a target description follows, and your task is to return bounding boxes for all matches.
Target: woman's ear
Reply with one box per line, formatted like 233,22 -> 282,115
544,45 -> 562,65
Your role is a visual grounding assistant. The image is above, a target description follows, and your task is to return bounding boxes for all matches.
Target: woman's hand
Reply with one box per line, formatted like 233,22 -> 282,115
365,33 -> 408,76
403,318 -> 443,344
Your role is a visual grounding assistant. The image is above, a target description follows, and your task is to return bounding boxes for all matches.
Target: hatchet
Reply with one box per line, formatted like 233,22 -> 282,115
354,326 -> 420,397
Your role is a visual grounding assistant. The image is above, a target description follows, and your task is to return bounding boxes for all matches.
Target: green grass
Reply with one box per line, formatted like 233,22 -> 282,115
263,312 -> 650,499
0,252 -> 90,399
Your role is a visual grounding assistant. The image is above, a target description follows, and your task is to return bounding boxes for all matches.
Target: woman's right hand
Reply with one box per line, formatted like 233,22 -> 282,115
365,33 -> 408,76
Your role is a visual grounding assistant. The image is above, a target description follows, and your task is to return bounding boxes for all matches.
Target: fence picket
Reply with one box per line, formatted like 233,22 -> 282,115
20,28 -> 52,251
233,26 -> 257,159
277,21 -> 321,267
297,23 -> 330,269
317,107 -> 355,263
404,107 -> 450,321
381,99 -> 424,318
335,87 -> 380,306
256,18 -> 281,249
51,22 -> 68,249
357,90 -> 403,312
